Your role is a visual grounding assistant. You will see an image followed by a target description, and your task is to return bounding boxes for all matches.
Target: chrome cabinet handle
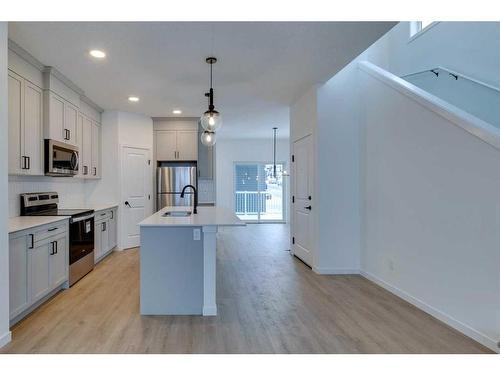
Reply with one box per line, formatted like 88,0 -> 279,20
305,206 -> 312,210
29,234 -> 34,249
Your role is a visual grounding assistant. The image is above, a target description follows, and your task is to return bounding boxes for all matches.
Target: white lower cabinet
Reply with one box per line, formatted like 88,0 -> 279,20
94,208 -> 117,264
109,208 -> 117,249
29,239 -> 51,302
9,235 -> 30,318
9,221 -> 69,323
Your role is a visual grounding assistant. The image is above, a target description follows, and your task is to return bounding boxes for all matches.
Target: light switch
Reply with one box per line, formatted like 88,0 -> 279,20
193,228 -> 201,241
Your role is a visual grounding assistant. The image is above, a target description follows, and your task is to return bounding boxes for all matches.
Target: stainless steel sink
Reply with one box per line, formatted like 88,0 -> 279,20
162,210 -> 192,217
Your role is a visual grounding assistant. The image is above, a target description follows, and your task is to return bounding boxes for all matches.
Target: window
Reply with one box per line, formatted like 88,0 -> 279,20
409,21 -> 436,39
234,162 -> 285,222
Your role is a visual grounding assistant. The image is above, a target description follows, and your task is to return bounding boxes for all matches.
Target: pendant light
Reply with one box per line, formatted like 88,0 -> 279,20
200,57 -> 222,132
201,130 -> 216,146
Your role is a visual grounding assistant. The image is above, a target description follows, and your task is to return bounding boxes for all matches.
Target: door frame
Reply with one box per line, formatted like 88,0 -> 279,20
119,144 -> 153,250
233,161 -> 287,223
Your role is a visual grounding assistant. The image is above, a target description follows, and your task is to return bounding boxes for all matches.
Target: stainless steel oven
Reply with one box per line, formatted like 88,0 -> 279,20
69,213 -> 95,286
45,139 -> 79,176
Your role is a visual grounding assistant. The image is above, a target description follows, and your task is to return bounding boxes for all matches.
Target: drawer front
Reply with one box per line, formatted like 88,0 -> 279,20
95,210 -> 112,221
33,222 -> 68,243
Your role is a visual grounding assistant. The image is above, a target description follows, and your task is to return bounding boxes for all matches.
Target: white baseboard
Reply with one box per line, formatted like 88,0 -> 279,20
202,305 -> 217,316
0,330 -> 12,348
360,270 -> 500,353
313,267 -> 360,275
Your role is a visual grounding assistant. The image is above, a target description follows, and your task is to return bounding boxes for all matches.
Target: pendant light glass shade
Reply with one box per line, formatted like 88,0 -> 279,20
200,110 -> 222,132
200,130 -> 216,147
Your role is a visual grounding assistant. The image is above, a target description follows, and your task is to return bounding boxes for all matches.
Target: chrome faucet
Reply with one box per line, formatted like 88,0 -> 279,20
180,184 -> 198,214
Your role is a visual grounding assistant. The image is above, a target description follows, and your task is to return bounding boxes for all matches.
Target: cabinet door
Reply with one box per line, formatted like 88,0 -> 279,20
102,219 -> 110,253
9,234 -> 30,318
24,81 -> 44,175
94,220 -> 102,263
177,131 -> 198,161
50,235 -> 68,288
64,102 -> 78,146
76,114 -> 84,177
8,71 -> 24,175
109,209 -> 117,250
29,240 -> 51,303
91,122 -> 100,178
81,115 -> 93,177
49,93 -> 65,142
156,130 -> 177,161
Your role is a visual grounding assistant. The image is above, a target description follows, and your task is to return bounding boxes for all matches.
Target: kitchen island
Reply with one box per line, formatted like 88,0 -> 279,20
138,206 -> 244,316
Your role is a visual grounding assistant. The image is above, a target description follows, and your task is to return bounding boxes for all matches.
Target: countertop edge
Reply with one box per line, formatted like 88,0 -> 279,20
9,216 -> 71,234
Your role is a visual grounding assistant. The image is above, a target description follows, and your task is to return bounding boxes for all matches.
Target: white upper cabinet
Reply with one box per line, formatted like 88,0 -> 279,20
45,91 -> 79,146
8,70 -> 44,176
64,101 -> 78,146
177,131 -> 198,161
46,92 -> 65,142
79,114 -> 93,177
8,71 -> 23,175
8,43 -> 103,178
156,130 -> 177,161
156,130 -> 198,161
91,121 -> 100,178
23,81 -> 44,175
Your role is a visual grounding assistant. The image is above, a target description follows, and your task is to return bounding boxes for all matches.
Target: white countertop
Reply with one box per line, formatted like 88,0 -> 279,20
139,206 -> 245,228
9,216 -> 70,234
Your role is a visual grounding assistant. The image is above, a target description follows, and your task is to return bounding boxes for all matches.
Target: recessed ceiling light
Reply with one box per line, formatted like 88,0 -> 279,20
89,49 -> 106,59
128,96 -> 140,102
172,109 -> 182,115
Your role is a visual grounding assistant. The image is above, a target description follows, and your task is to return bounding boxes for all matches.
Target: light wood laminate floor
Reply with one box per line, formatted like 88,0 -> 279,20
1,224 -> 492,353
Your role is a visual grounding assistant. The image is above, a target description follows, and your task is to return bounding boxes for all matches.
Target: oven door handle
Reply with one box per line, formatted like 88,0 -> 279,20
70,214 -> 95,223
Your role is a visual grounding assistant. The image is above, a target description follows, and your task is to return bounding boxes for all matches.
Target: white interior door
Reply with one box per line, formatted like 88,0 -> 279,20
121,146 -> 152,249
292,134 -> 313,266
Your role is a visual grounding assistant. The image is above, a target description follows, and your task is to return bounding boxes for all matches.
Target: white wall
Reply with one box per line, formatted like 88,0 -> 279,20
308,21 -> 500,351
0,22 -> 12,347
9,176 -> 86,217
387,22 -> 500,90
359,66 -> 500,352
216,138 -> 290,222
85,111 -> 153,250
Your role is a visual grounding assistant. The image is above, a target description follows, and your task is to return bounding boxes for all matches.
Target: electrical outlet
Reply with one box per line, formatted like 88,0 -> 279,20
193,228 -> 201,241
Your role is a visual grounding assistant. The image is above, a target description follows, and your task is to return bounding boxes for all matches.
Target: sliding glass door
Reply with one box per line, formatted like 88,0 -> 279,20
234,162 -> 285,222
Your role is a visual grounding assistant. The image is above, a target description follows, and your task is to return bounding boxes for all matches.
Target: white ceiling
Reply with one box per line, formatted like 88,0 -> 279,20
8,22 -> 395,139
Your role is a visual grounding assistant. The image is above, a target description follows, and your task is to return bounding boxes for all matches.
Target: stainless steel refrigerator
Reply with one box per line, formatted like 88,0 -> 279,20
157,164 -> 197,210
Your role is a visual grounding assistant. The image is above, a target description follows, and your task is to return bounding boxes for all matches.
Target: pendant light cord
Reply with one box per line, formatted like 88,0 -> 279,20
273,127 -> 277,179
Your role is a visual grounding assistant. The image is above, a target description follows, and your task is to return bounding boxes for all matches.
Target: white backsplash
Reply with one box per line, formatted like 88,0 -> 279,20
9,175 -> 87,217
198,179 -> 215,204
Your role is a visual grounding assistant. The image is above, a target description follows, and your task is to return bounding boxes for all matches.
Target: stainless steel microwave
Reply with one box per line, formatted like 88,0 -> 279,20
44,139 -> 79,177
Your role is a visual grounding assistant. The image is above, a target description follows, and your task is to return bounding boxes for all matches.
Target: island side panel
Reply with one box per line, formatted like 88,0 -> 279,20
140,226 -> 203,315
202,225 -> 218,316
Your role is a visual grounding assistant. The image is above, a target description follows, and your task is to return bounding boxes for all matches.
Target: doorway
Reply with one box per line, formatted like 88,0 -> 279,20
234,162 -> 286,222
120,145 -> 153,249
292,134 -> 313,266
